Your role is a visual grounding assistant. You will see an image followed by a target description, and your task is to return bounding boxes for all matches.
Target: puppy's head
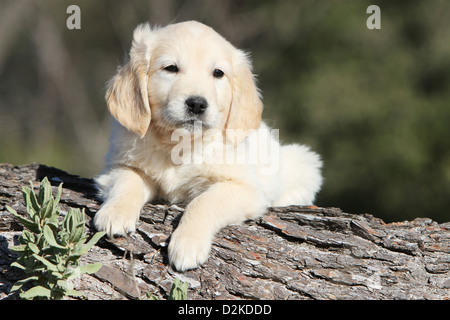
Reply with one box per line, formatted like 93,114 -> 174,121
106,21 -> 262,138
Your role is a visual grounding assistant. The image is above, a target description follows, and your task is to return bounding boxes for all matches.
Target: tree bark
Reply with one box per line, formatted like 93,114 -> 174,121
1,163 -> 449,300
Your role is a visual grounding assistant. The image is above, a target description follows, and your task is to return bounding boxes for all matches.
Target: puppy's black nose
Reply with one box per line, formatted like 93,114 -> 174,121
186,96 -> 208,115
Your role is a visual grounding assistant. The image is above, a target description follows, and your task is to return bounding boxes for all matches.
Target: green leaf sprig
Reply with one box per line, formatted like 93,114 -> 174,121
168,278 -> 189,300
6,177 -> 105,299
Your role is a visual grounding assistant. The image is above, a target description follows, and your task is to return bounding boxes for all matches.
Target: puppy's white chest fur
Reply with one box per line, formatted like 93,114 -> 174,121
105,121 -> 271,204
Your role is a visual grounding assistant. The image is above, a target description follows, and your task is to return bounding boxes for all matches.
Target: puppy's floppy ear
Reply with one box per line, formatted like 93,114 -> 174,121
106,24 -> 153,138
225,50 -> 263,133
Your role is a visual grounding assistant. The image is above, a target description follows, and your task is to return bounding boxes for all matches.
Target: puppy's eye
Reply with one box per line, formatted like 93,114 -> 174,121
213,69 -> 224,79
163,65 -> 179,73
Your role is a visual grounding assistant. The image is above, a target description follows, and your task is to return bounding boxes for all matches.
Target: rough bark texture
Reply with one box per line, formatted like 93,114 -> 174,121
1,163 -> 449,300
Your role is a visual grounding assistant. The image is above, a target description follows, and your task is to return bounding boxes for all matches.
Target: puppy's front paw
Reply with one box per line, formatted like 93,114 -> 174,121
168,224 -> 213,272
93,203 -> 140,237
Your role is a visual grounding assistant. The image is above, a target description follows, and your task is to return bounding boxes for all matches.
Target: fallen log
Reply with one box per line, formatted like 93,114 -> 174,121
1,163 -> 449,300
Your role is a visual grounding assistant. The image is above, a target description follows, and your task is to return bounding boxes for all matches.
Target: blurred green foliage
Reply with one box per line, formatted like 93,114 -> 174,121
0,1 -> 449,222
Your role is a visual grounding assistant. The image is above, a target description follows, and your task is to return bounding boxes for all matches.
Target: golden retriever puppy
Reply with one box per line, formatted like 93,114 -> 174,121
94,21 -> 323,271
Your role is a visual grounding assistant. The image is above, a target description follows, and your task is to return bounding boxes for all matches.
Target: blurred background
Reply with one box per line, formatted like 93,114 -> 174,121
0,0 -> 449,223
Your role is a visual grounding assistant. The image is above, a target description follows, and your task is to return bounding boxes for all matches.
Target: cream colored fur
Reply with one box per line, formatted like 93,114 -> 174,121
94,21 -> 323,271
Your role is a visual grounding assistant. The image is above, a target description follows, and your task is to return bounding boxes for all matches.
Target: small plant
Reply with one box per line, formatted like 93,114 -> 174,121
145,278 -> 189,300
6,177 -> 105,300
168,278 -> 189,300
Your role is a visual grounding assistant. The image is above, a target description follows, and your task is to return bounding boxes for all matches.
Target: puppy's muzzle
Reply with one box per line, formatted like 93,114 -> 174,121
186,96 -> 208,115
